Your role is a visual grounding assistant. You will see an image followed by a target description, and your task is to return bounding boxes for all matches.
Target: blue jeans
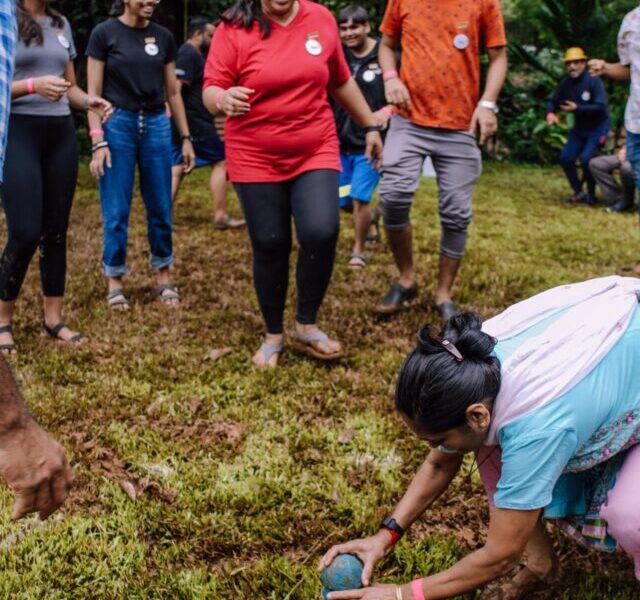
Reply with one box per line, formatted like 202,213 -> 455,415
99,108 -> 173,277
559,127 -> 608,195
626,131 -> 640,214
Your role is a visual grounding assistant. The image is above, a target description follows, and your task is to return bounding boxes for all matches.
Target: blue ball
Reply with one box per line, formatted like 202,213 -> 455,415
321,554 -> 364,592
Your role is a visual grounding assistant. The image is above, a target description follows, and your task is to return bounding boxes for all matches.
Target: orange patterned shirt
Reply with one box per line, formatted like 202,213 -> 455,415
380,0 -> 507,130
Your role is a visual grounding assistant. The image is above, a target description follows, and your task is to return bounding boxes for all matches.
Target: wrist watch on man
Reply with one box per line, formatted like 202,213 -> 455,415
478,100 -> 499,114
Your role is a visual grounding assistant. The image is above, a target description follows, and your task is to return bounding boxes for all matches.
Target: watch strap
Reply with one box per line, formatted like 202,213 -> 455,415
478,99 -> 499,114
380,517 -> 405,544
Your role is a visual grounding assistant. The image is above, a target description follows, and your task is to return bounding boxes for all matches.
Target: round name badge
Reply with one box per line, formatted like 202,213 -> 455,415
57,34 -> 70,49
305,39 -> 322,56
145,43 -> 159,56
582,90 -> 591,102
362,70 -> 376,83
453,33 -> 469,50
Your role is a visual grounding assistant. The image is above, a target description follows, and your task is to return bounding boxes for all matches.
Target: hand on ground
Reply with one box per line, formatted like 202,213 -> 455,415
0,420 -> 73,520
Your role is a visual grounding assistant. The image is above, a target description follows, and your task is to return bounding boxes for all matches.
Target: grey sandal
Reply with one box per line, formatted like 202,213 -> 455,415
157,284 -> 180,305
0,324 -> 17,355
254,341 -> 284,367
291,329 -> 343,361
107,288 -> 129,310
348,252 -> 367,268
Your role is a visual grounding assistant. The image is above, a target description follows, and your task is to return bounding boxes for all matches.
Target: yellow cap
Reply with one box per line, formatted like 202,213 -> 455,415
564,47 -> 587,62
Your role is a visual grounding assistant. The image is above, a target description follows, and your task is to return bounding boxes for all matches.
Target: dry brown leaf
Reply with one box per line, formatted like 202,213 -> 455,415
338,429 -> 354,444
119,480 -> 138,502
206,347 -> 233,361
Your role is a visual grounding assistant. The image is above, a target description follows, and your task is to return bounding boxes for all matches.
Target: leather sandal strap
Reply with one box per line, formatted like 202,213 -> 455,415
45,322 -> 66,338
106,288 -> 126,301
0,324 -> 13,335
157,284 -> 179,299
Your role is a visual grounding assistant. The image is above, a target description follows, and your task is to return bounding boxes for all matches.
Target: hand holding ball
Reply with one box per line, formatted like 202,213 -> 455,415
321,554 -> 364,598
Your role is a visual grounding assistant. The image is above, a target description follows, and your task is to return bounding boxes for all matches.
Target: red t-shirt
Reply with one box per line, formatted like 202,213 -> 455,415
204,0 -> 351,182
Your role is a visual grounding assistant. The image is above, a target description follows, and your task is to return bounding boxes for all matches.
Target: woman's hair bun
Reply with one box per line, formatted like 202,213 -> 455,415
441,312 -> 496,361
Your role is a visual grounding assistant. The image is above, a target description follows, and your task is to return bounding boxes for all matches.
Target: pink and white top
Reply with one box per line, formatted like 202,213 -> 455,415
618,6 -> 640,134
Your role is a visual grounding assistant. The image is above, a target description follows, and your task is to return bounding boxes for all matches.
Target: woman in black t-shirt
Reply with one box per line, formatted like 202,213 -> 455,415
87,0 -> 195,310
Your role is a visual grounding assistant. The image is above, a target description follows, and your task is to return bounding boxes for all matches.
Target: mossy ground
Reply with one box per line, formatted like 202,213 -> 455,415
0,162 -> 638,598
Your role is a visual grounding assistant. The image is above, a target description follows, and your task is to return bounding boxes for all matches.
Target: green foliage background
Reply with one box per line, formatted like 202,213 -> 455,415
57,0 -> 635,162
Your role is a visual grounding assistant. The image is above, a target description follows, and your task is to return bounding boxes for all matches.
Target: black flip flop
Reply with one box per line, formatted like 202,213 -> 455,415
436,300 -> 459,323
43,322 -> 86,344
0,324 -> 17,354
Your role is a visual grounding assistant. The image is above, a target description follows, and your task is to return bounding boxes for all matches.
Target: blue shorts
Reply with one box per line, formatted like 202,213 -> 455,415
339,152 -> 380,207
171,136 -> 225,168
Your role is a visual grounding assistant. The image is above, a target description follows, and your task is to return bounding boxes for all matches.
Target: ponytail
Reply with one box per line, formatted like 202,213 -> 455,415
221,0 -> 271,38
16,0 -> 64,46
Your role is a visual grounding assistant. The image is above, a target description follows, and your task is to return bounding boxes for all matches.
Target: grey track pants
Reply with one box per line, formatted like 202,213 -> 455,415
379,114 -> 482,259
589,154 -> 636,206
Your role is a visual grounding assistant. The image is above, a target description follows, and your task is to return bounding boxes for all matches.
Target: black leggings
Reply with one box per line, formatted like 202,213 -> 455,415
235,169 -> 340,334
0,114 -> 78,301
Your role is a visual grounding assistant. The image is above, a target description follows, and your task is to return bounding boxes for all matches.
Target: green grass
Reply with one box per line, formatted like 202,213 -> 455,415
0,161 -> 638,599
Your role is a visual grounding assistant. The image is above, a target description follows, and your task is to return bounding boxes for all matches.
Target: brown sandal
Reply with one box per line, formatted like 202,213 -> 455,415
291,329 -> 343,361
477,563 -> 560,600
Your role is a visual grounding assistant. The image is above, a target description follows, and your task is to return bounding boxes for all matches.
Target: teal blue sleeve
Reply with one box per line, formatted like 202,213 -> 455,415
494,427 -> 578,510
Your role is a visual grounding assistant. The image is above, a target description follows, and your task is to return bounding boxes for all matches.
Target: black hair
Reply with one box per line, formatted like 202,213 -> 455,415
395,313 -> 501,434
188,16 -> 211,39
337,5 -> 370,25
221,0 -> 271,38
109,0 -> 125,17
17,0 -> 64,46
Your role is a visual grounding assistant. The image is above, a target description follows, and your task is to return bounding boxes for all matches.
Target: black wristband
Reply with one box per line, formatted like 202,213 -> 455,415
364,125 -> 382,134
181,134 -> 193,142
380,517 -> 405,538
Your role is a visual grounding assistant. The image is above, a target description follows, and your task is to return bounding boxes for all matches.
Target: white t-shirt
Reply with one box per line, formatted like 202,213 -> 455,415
618,6 -> 640,134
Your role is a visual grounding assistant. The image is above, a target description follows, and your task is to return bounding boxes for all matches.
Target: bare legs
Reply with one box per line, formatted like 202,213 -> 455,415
386,226 -> 416,288
352,200 -> 372,256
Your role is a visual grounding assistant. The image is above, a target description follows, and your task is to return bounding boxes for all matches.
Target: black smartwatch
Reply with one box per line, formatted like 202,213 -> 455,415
380,517 -> 405,540
181,134 -> 193,142
364,125 -> 382,134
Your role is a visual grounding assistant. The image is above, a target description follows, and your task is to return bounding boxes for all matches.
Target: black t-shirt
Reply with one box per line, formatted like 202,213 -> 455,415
175,43 -> 215,142
86,18 -> 177,112
334,40 -> 387,154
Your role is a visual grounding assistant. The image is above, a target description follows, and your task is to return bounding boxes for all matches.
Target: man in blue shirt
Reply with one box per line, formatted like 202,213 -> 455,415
546,47 -> 610,206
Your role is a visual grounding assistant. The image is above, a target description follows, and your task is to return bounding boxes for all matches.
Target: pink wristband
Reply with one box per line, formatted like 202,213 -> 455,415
89,129 -> 104,138
215,90 -> 226,110
383,70 -> 398,81
411,579 -> 426,600
26,78 -> 35,94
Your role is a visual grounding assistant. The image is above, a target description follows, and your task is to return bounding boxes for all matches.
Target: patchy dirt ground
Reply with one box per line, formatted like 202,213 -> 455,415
0,162 -> 637,598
